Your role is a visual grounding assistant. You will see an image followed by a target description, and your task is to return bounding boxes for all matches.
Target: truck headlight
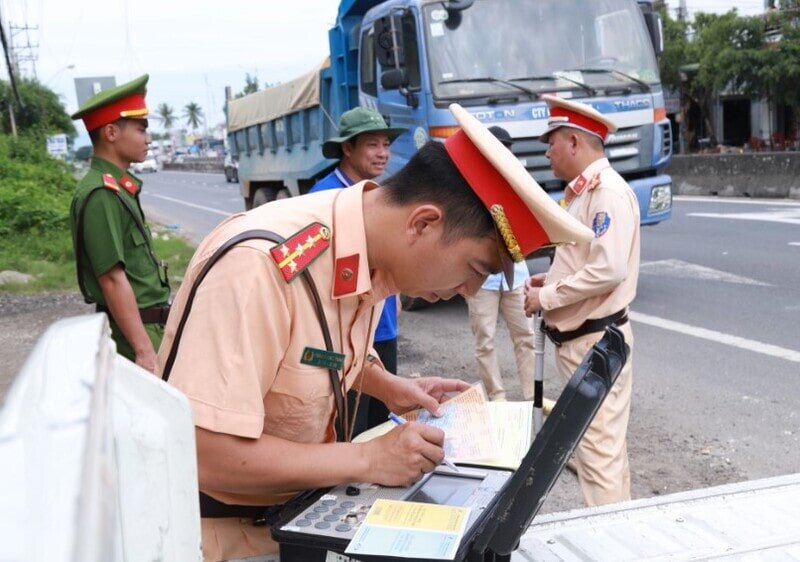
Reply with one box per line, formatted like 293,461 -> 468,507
649,184 -> 672,214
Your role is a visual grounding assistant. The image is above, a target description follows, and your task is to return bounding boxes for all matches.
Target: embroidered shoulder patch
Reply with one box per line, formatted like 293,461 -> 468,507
269,222 -> 331,283
592,212 -> 611,238
102,173 -> 120,192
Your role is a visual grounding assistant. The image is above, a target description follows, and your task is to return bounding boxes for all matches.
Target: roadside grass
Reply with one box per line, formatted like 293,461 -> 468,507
0,226 -> 196,293
0,133 -> 196,295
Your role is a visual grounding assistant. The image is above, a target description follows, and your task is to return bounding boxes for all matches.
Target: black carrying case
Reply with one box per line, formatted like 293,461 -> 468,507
272,326 -> 629,562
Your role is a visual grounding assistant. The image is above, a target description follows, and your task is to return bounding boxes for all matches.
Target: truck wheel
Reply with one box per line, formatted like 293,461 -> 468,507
400,294 -> 430,311
252,187 -> 279,208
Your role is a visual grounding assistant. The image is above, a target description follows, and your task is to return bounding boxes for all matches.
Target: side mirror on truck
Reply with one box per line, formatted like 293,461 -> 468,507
380,68 -> 408,90
642,12 -> 664,57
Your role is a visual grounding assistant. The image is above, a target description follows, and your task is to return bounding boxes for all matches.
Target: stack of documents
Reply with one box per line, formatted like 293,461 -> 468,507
354,383 -> 534,470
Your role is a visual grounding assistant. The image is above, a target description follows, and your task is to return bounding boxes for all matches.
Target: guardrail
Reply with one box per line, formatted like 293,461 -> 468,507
162,158 -> 224,173
668,153 -> 800,199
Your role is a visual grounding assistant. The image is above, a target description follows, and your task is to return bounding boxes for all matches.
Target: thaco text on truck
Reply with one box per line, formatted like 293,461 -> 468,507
226,0 -> 673,227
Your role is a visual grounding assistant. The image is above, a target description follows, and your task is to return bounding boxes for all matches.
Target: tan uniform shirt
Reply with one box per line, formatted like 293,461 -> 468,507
539,158 -> 640,331
157,181 -> 387,506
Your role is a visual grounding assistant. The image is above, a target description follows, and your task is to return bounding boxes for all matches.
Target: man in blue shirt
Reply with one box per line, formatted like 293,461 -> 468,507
310,107 -> 407,433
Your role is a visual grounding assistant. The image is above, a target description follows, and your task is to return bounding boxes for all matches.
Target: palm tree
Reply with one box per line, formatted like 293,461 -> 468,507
156,103 -> 175,132
183,102 -> 204,131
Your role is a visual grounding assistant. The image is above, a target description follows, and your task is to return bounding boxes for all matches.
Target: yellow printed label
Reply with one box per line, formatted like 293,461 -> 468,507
365,499 -> 468,533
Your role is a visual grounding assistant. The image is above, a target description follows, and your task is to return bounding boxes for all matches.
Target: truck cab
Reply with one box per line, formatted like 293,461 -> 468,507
228,0 -> 671,224
358,0 -> 672,224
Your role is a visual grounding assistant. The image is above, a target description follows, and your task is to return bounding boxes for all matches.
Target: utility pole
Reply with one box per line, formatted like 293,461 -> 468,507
0,6 -> 24,136
678,0 -> 688,22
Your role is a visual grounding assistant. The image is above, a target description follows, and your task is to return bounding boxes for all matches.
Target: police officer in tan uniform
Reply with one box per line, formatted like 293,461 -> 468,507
524,94 -> 640,507
157,103 -> 593,561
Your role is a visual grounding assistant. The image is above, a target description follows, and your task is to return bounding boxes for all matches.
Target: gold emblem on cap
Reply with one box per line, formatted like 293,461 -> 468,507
490,204 -> 524,262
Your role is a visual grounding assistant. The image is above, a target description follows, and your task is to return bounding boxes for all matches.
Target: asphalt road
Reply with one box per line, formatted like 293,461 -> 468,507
140,170 -> 245,243
140,170 -> 800,485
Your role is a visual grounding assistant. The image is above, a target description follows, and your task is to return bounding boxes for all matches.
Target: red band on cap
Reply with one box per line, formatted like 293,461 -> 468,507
444,130 -> 549,256
82,93 -> 147,131
550,107 -> 609,141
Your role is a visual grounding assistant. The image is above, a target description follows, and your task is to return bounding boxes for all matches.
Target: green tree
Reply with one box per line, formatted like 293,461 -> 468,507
0,78 -> 76,139
657,7 -> 690,93
761,5 -> 800,138
236,73 -> 259,98
156,102 -> 175,131
183,102 -> 204,131
677,11 -> 764,145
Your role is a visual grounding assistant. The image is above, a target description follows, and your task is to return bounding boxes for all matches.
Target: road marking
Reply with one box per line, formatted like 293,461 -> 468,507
674,196 -> 800,207
791,242 -> 800,247
640,259 -> 769,286
687,208 -> 800,225
146,193 -> 231,217
630,311 -> 800,363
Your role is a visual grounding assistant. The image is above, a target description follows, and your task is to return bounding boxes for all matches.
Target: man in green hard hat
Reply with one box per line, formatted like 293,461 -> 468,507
70,74 -> 170,373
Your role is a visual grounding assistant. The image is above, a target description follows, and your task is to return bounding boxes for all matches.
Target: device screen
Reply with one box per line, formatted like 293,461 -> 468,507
407,474 -> 482,506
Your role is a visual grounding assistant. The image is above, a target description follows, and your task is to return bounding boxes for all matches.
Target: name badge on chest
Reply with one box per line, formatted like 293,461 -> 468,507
301,346 -> 345,371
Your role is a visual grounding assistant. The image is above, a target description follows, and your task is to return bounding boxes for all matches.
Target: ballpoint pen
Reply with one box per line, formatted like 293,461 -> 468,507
388,412 -> 460,472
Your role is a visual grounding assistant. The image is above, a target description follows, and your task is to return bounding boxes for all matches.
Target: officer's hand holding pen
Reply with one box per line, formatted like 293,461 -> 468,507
361,417 -> 447,487
389,413 -> 459,472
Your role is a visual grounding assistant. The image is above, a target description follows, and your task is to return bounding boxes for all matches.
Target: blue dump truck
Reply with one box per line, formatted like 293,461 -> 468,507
226,0 -> 672,225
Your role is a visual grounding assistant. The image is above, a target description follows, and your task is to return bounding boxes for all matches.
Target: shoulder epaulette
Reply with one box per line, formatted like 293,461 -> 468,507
270,222 -> 332,283
586,173 -> 602,192
102,173 -> 120,192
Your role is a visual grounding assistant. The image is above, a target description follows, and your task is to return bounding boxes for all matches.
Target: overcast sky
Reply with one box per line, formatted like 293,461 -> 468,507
1,0 -> 768,147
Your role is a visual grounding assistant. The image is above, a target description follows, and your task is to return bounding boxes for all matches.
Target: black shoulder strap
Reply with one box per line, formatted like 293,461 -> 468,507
73,186 -> 167,304
160,229 -> 346,442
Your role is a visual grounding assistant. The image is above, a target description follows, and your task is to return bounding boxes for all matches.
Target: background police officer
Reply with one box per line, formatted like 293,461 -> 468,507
70,74 -> 170,373
525,94 -> 640,506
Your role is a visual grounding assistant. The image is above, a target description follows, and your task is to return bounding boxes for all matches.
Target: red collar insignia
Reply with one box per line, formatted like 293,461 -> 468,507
571,174 -> 588,195
120,175 -> 138,195
270,222 -> 332,283
570,173 -> 601,196
102,174 -> 120,192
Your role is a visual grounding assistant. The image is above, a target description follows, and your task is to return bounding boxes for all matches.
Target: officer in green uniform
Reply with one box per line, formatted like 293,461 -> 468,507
69,74 -> 170,373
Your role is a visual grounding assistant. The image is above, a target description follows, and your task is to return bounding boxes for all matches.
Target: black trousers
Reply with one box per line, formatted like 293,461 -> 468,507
348,338 -> 398,437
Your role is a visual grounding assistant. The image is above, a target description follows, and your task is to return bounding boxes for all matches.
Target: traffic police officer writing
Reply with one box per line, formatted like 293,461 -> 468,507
157,103 -> 593,561
70,75 -> 170,373
524,94 -> 641,507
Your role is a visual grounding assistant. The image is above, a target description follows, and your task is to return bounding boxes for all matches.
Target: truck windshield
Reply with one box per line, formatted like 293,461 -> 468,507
423,0 -> 660,102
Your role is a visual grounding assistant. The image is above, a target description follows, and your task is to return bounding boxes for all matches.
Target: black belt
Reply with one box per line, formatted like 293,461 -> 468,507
96,304 -> 171,325
199,492 -> 280,526
199,489 -> 319,526
542,309 -> 628,346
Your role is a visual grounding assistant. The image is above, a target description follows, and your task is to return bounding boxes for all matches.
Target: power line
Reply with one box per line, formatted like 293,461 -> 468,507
9,23 -> 38,78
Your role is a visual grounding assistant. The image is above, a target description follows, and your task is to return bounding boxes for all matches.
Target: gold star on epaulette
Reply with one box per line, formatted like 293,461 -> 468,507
269,222 -> 332,283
